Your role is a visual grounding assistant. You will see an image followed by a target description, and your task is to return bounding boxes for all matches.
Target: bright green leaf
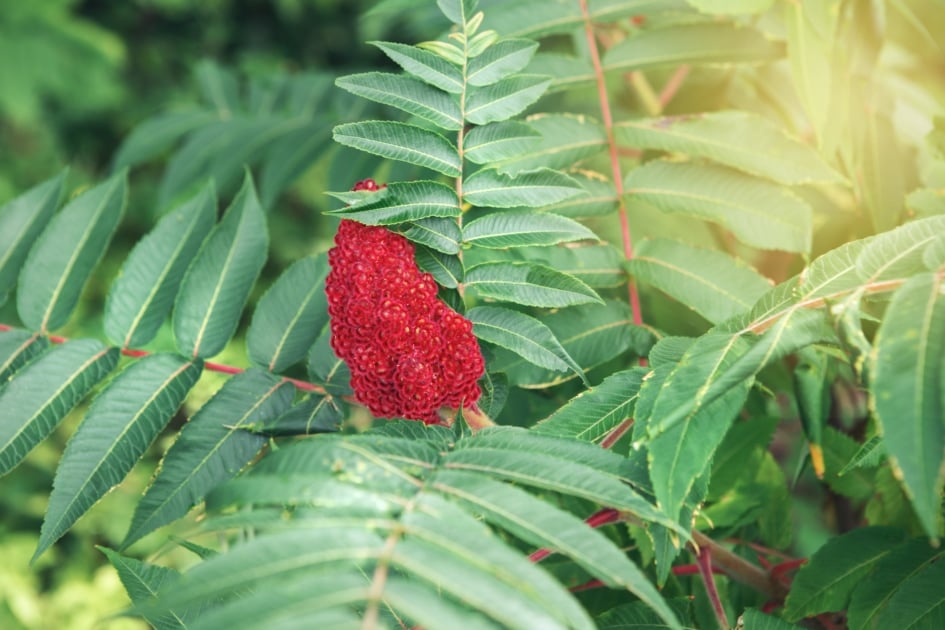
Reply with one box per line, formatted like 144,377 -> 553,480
333,121 -> 461,177
335,72 -> 463,130
464,121 -> 540,165
371,41 -> 464,93
464,261 -> 602,308
494,114 -> 606,175
398,217 -> 462,255
464,168 -> 585,208
0,329 -> 48,384
467,39 -> 539,86
327,180 -> 460,225
464,75 -> 550,125
463,211 -> 597,248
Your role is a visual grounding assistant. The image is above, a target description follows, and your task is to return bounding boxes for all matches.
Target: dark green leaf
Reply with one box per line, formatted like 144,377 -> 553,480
465,261 -> 602,308
0,329 -> 48,384
327,180 -> 460,225
335,72 -> 463,130
173,173 -> 269,359
99,547 -> 190,630
463,211 -> 596,248
17,172 -> 127,332
372,41 -> 464,93
333,121 -> 461,176
398,217 -> 462,254
247,254 -> 329,373
0,340 -> 118,477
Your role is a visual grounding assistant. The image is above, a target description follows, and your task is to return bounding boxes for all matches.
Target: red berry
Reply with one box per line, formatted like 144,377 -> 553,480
326,180 -> 484,424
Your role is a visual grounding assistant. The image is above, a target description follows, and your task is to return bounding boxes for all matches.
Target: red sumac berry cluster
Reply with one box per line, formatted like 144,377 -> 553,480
325,179 -> 484,424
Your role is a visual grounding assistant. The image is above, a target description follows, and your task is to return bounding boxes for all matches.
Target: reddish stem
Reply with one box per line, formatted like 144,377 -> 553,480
658,65 -> 690,109
530,508 -> 619,563
696,546 -> 730,630
578,0 -> 643,328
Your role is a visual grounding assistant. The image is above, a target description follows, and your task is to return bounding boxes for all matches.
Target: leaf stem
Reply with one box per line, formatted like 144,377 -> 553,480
578,0 -> 643,328
695,544 -> 731,630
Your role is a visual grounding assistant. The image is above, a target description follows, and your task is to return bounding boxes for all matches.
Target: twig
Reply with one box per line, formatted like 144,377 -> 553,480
696,544 -> 730,630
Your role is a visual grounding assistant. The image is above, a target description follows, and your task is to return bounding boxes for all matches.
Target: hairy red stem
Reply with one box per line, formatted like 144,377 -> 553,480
696,545 -> 730,630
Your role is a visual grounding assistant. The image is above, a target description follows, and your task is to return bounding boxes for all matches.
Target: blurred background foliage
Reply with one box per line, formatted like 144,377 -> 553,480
0,1 -> 436,627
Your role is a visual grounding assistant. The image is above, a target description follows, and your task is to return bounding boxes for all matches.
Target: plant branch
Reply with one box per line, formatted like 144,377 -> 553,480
692,530 -> 787,601
695,544 -> 730,630
578,0 -> 643,329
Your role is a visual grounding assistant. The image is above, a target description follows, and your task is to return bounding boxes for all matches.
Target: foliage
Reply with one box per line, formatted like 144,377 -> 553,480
1,0 -> 945,628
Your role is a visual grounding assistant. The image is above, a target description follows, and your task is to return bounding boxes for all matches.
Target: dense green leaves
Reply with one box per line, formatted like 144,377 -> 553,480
36,355 -> 202,560
0,340 -> 118,476
246,254 -> 329,373
173,174 -> 268,359
105,182 -> 216,349
869,272 -> 945,537
17,172 -> 127,332
0,172 -> 64,306
122,369 -> 293,548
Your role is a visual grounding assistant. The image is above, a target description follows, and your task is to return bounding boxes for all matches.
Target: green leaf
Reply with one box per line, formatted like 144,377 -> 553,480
784,0 -> 836,144
105,182 -> 216,349
0,329 -> 48,384
855,215 -> 945,283
306,325 -> 352,396
603,22 -> 783,72
463,211 -> 596,248
513,244 -> 626,288
645,332 -> 753,521
627,239 -> 772,324
464,75 -> 551,125
17,172 -> 127,332
491,299 -> 648,388
527,53 -> 594,93
464,121 -> 540,165
371,41 -> 464,93
625,161 -> 813,252
173,173 -> 268,359
327,180 -> 460,225
417,40 -> 466,66
435,470 -> 681,629
534,368 -> 645,443
332,121 -> 461,177
246,254 -> 329,373
122,368 -> 293,548
416,246 -> 464,288
783,527 -> 907,621
848,538 -> 945,630
437,0 -> 478,24
99,547 -> 190,630
481,0 -> 687,39
0,172 -> 64,306
467,39 -> 539,86
838,435 -> 885,476
335,72 -> 463,130
398,217 -> 462,255
494,114 -> 607,175
738,608 -> 803,629
464,168 -> 585,208
869,272 -> 945,537
542,172 -> 619,218
615,111 -> 845,186
248,394 -> 342,437
35,355 -> 202,561
464,261 -> 602,308
467,306 -> 583,379
687,0 -> 775,13
111,110 -> 220,172
0,340 -> 119,477
872,554 -> 945,630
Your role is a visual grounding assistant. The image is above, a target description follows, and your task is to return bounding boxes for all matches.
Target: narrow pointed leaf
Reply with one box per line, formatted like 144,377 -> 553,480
437,0 -> 478,25
463,211 -> 596,248
869,272 -> 945,537
0,329 -> 48,384
527,53 -> 594,93
434,470 -> 681,629
464,168 -> 585,208
247,254 -> 329,373
327,180 -> 460,225
0,340 -> 119,476
111,110 -> 220,171
615,111 -> 845,185
873,556 -> 945,630
36,355 -> 203,560
105,183 -> 216,349
465,261 -> 602,308
481,0 -> 686,38
0,172 -> 64,305
415,246 -> 463,288
534,368 -> 645,442
464,121 -> 540,165
398,217 -> 462,255
467,39 -> 539,86
514,244 -> 625,288
625,161 -> 813,252
173,174 -> 269,359
372,41 -> 464,93
783,527 -> 907,621
494,114 -> 606,175
17,172 -> 127,332
99,547 -> 190,630
335,72 -> 463,130
602,22 -> 784,73
333,121 -> 461,176
464,75 -> 551,125
627,239 -> 772,324
247,394 -> 342,437
467,306 -> 584,380
122,369 -> 293,548
855,215 -> 945,282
